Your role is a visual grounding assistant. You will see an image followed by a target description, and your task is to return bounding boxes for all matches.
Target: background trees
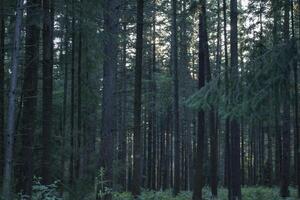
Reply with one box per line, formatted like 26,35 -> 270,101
0,0 -> 299,199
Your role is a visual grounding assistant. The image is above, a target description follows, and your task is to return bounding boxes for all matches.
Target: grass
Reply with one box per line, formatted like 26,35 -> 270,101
112,187 -> 300,200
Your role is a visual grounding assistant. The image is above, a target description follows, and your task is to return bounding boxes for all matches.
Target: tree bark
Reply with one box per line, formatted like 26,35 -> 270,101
280,0 -> 290,196
171,0 -> 180,195
76,0 -> 82,180
0,0 -> 5,179
131,0 -> 144,197
291,0 -> 299,196
229,0 -> 241,199
19,0 -> 41,196
41,0 -> 54,185
61,0 -> 69,192
223,0 -> 231,190
192,1 -> 207,199
2,0 -> 24,199
69,0 -> 75,185
96,0 -> 119,199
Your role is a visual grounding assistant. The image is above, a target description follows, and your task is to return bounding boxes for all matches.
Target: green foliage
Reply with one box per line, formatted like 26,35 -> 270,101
15,177 -> 62,200
241,187 -> 298,200
186,40 -> 298,121
109,187 -> 299,200
112,192 -> 133,200
95,167 -> 112,199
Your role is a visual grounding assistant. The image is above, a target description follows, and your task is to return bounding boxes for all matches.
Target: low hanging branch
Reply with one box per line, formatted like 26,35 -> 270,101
186,39 -> 298,120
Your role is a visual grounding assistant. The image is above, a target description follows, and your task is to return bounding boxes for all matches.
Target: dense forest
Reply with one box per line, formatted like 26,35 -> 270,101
0,0 -> 299,199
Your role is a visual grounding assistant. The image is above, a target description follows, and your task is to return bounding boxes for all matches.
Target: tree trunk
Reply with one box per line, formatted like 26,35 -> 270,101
291,0 -> 299,196
76,0 -> 82,180
96,0 -> 119,199
0,0 -> 5,179
171,0 -> 180,195
2,0 -> 24,199
131,0 -> 144,197
69,0 -> 75,185
209,1 -> 219,196
19,0 -> 41,196
41,0 -> 54,184
229,0 -> 241,199
280,0 -> 290,196
118,22 -> 128,190
192,1 -> 207,199
61,0 -> 69,192
223,0 -> 231,190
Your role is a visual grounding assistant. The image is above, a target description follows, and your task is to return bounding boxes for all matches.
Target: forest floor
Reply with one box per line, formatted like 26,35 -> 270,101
17,184 -> 300,200
111,187 -> 300,200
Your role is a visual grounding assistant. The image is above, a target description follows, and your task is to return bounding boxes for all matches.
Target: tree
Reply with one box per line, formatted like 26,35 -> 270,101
19,0 -> 41,196
192,1 -> 207,199
210,0 -> 221,196
291,0 -> 299,197
171,0 -> 180,195
2,0 -> 24,199
69,0 -> 75,185
61,0 -> 70,192
41,0 -> 54,184
76,0 -> 83,179
223,0 -> 231,189
229,0 -> 241,199
280,0 -> 291,197
132,0 -> 144,197
0,0 -> 5,178
96,0 -> 119,199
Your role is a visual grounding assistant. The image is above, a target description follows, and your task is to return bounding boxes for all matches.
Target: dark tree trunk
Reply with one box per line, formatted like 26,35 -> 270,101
41,0 -> 54,184
241,120 -> 245,185
151,10 -> 157,190
76,0 -> 82,180
61,0 -> 69,192
229,0 -> 241,199
280,0 -> 290,196
209,1 -> 219,194
291,0 -> 299,196
192,1 -> 207,199
19,0 -> 41,196
171,0 -> 180,196
265,125 -> 272,186
0,0 -> 5,178
97,0 -> 119,199
223,0 -> 231,190
131,0 -> 144,197
2,0 -> 24,199
118,22 -> 128,190
69,0 -> 75,185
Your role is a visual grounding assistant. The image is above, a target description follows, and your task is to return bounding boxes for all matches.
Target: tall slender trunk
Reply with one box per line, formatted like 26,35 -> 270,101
192,1 -> 207,199
118,22 -> 128,190
171,0 -> 180,195
0,0 -> 5,178
2,0 -> 24,199
280,0 -> 290,196
96,0 -> 119,199
19,0 -> 41,196
42,0 -> 54,184
132,0 -> 144,197
210,0 -> 220,196
76,0 -> 82,179
223,0 -> 231,190
61,0 -> 69,192
271,0 -> 281,186
291,0 -> 299,196
69,0 -> 75,185
229,0 -> 241,199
